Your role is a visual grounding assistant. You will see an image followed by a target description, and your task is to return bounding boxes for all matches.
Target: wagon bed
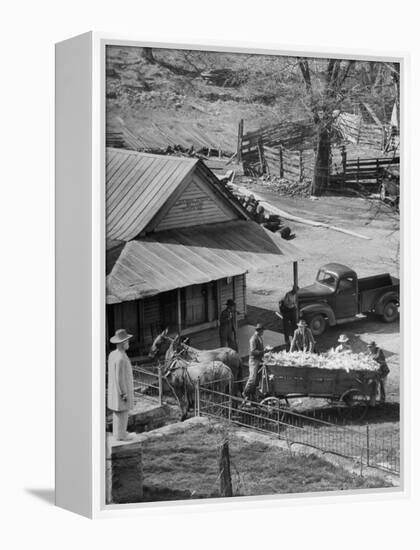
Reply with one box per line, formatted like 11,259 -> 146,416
259,360 -> 379,420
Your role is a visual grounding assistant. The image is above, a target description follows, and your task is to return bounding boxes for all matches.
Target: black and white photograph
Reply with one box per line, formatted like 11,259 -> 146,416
104,45 -> 401,504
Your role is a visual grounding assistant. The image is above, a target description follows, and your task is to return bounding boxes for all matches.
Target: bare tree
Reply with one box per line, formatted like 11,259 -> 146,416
298,58 -> 355,195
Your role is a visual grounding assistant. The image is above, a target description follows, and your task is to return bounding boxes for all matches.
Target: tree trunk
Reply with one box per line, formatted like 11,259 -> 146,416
312,127 -> 330,196
392,63 -> 400,129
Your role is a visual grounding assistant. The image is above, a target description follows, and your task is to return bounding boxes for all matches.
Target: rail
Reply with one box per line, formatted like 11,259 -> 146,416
195,379 -> 399,475
132,363 -> 163,406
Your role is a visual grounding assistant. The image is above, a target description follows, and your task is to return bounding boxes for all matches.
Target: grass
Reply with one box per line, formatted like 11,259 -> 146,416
139,422 -> 390,502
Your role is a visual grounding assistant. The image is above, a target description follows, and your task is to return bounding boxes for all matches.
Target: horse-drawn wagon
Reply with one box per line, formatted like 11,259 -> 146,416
257,351 -> 380,420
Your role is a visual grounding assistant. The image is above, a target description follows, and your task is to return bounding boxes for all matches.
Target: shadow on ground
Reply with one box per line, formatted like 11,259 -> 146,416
247,305 -> 282,332
25,488 -> 55,505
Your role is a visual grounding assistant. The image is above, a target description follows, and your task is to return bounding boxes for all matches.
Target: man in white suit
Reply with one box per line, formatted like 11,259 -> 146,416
107,328 -> 135,440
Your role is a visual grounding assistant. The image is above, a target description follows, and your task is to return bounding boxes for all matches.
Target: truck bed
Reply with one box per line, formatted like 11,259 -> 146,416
358,273 -> 399,313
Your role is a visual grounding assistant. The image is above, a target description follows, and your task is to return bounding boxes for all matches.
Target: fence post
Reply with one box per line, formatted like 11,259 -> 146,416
356,158 -> 360,184
228,376 -> 232,422
366,424 -> 370,467
196,377 -> 201,417
279,146 -> 284,178
257,138 -> 265,175
299,150 -> 303,183
341,145 -> 347,189
237,119 -> 244,163
158,365 -> 163,406
218,438 -> 233,497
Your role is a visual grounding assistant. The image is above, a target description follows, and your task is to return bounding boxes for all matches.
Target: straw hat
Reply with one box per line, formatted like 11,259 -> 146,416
110,328 -> 133,344
338,334 -> 349,343
367,340 -> 377,348
297,319 -> 307,328
255,323 -> 264,332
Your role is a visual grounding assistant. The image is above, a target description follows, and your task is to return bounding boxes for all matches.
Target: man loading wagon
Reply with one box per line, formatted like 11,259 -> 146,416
367,341 -> 390,403
290,319 -> 315,353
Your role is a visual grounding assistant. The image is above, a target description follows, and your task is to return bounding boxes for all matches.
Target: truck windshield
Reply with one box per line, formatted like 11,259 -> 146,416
317,269 -> 337,290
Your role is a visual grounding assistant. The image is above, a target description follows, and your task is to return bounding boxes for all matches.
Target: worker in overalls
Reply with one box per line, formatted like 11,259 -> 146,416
367,341 -> 390,403
242,323 -> 266,403
335,334 -> 352,353
290,319 -> 315,353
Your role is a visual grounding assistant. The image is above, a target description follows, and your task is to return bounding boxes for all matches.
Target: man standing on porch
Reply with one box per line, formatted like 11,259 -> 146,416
107,328 -> 136,441
219,298 -> 238,351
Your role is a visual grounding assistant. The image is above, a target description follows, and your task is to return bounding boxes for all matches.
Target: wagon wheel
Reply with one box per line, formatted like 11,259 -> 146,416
338,389 -> 369,421
259,397 -> 287,421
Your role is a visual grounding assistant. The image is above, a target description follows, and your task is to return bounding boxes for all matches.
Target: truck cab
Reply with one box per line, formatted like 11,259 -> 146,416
297,263 -> 399,336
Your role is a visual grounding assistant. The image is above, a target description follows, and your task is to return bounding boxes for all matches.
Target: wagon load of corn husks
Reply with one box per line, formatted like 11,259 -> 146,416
264,350 -> 379,373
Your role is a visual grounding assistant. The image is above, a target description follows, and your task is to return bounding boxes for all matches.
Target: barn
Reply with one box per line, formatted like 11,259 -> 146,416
106,147 -> 299,358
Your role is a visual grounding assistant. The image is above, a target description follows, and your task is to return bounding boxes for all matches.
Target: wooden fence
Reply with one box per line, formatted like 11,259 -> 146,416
239,113 -> 387,180
239,118 -> 315,174
330,156 -> 400,187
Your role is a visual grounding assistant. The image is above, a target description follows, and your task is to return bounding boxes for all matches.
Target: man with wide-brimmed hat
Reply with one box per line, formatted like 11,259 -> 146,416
367,340 -> 389,403
277,287 -> 298,349
219,298 -> 238,351
335,334 -> 352,353
290,319 -> 315,353
107,328 -> 135,440
243,323 -> 267,402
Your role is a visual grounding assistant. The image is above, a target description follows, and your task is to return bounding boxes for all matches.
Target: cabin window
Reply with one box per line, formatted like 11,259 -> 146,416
337,277 -> 355,292
317,269 -> 337,290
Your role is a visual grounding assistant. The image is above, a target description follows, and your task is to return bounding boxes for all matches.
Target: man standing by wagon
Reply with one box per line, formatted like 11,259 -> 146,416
277,288 -> 298,349
108,328 -> 136,441
367,340 -> 390,403
242,323 -> 266,403
219,298 -> 238,351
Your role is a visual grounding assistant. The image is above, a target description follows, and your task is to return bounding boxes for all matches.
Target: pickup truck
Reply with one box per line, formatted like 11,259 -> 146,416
297,263 -> 399,336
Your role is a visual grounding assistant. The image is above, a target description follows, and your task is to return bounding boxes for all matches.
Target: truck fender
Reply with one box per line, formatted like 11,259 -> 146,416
375,291 -> 399,315
299,303 -> 336,326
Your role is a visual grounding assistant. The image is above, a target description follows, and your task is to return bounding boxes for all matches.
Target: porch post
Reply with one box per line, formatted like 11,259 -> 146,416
176,288 -> 182,335
293,261 -> 298,291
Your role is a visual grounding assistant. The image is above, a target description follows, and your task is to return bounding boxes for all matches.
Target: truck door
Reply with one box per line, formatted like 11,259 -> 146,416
334,276 -> 358,318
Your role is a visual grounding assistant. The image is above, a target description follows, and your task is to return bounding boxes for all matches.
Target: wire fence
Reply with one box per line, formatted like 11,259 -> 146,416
196,380 -> 400,475
132,363 -> 163,405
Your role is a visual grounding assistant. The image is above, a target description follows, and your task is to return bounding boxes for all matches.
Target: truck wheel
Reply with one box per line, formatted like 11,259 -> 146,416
382,301 -> 399,323
307,314 -> 327,336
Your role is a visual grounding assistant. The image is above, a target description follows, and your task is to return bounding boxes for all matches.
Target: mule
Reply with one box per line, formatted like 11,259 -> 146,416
169,335 -> 243,390
149,329 -> 173,363
164,356 -> 233,420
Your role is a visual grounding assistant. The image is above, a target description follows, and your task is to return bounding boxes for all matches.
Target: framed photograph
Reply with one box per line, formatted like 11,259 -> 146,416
55,33 -> 405,518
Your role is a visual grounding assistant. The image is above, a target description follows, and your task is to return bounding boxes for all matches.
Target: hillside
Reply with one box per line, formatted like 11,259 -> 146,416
106,46 -> 398,156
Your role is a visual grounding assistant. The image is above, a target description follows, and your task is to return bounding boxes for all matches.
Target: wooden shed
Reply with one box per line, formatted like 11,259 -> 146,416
106,148 -> 299,357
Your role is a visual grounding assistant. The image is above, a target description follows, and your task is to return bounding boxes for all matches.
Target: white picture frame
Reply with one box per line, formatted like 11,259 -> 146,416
55,32 -> 408,518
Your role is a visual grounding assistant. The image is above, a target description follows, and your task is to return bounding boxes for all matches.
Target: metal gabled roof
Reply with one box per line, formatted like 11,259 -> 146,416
106,148 -> 198,241
106,148 -> 248,242
106,220 -> 303,304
